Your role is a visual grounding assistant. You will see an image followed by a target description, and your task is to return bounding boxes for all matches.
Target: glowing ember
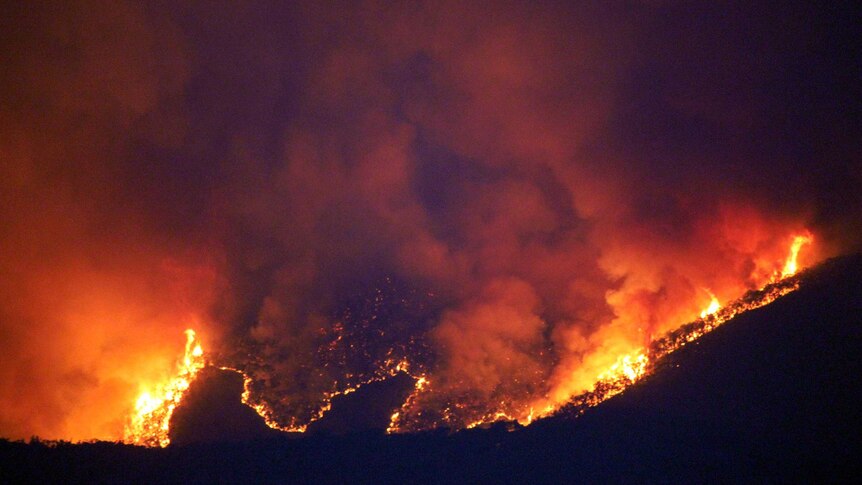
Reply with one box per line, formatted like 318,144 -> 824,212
303,359 -> 430,431
124,329 -> 205,447
466,410 -> 517,429
126,328 -> 432,444
213,365 -> 310,433
228,357 -> 430,435
387,375 -> 429,433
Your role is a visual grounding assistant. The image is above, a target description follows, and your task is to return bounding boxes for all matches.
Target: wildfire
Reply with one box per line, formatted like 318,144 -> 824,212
125,232 -> 816,443
125,328 -> 308,446
700,290 -> 721,319
453,231 -> 817,429
596,351 -> 649,384
387,375 -> 429,433
533,231 -> 816,423
302,358 -> 430,432
125,327 -> 432,445
123,329 -> 205,447
216,365 -> 310,433
780,232 -> 813,278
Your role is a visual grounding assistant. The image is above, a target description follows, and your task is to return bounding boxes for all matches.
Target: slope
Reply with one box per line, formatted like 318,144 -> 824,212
1,254 -> 860,483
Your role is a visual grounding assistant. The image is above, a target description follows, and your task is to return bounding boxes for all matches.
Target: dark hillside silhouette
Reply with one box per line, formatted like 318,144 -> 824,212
168,368 -> 281,446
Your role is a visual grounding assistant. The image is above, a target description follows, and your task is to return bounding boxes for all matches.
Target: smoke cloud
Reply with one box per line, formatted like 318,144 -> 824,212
1,0 -> 859,439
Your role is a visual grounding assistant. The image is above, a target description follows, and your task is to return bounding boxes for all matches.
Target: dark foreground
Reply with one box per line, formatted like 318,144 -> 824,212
2,255 -> 861,483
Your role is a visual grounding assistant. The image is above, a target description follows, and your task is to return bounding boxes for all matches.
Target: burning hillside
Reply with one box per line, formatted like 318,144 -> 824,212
1,2 -> 860,444
124,234 -> 814,445
3,252 -> 861,482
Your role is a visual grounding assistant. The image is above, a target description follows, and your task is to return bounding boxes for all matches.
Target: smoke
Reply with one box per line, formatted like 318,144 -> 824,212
0,1 -> 216,439
1,1 -> 859,439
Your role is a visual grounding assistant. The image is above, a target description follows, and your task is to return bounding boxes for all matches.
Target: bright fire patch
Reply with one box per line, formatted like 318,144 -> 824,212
123,329 -> 204,447
781,233 -> 813,278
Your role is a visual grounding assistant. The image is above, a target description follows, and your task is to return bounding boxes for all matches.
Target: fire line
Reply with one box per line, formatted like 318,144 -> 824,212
125,232 -> 814,445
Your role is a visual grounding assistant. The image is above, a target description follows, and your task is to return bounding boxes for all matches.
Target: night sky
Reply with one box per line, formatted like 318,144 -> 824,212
1,1 -> 860,442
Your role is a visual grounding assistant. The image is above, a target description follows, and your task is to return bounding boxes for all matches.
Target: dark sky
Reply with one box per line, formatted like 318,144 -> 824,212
1,0 -> 860,440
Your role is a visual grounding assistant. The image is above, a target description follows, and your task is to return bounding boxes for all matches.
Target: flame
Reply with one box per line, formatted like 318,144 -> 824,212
516,274 -> 805,425
387,375 -> 429,433
596,350 -> 649,384
124,327 -> 432,444
781,232 -> 813,278
219,366 -> 310,433
124,232 -> 817,442
125,329 -> 309,445
123,329 -> 205,447
533,231 -> 815,422
466,410 -> 517,429
449,231 -> 817,429
700,290 -> 721,319
228,357 -> 431,435
270,230 -> 817,434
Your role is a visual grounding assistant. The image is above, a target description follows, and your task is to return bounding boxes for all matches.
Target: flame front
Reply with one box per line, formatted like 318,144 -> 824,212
415,231 -> 818,430
125,232 -> 816,442
518,231 -> 816,424
123,329 -> 205,447
123,330 -> 311,444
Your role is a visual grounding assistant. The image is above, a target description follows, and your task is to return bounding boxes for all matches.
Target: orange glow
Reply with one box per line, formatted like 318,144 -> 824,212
440,230 -> 818,429
126,329 -> 311,446
781,233 -> 813,278
596,350 -> 649,384
121,231 -> 817,442
4,3 -> 853,449
387,375 -> 429,433
530,231 -> 815,422
700,290 -> 721,319
124,339 -> 435,442
123,329 -> 205,447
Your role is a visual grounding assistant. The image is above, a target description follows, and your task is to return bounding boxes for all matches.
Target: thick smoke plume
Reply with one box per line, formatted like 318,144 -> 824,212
1,1 -> 859,439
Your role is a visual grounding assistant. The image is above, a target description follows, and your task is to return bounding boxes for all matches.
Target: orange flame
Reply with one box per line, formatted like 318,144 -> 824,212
125,232 -> 817,441
228,357 -> 430,435
596,350 -> 649,384
482,231 -> 817,428
126,329 -> 308,445
218,365 -> 310,433
123,329 -> 205,447
700,289 -> 721,319
125,329 -> 433,444
781,232 -> 813,278
565,232 -> 810,416
387,375 -> 429,433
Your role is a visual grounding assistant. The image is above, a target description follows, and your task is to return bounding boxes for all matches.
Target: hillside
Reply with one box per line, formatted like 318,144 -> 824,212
2,254 -> 860,483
